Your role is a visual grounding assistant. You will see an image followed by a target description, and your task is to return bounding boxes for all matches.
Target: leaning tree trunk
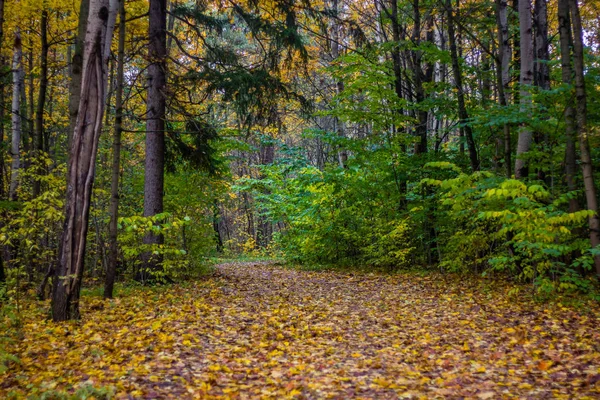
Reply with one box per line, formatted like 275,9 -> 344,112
446,0 -> 479,171
104,0 -> 125,299
568,0 -> 600,275
9,29 -> 23,202
515,0 -> 534,179
140,0 -> 167,282
52,0 -> 118,321
557,0 -> 579,212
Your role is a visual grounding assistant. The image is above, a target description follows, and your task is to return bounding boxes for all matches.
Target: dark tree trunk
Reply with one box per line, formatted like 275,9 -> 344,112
557,0 -> 579,212
52,0 -> 118,321
495,0 -> 512,177
446,0 -> 479,171
33,10 -> 48,197
105,0 -> 125,299
409,0 -> 428,154
140,0 -> 167,281
568,0 -> 600,275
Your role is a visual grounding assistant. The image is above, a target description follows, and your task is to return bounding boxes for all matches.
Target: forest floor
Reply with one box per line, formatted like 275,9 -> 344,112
2,261 -> 600,399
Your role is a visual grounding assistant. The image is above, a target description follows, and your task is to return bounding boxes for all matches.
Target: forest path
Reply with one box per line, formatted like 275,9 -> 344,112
4,261 -> 600,399
152,261 -> 600,399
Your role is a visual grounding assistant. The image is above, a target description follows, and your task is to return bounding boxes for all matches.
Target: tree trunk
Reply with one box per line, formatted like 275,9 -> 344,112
52,0 -> 118,321
533,0 -> 549,91
0,0 -> 4,202
557,0 -> 579,212
495,0 -> 512,177
568,0 -> 600,275
33,9 -> 48,197
140,0 -> 167,281
9,29 -> 23,202
446,0 -> 479,171
105,0 -> 125,299
515,0 -> 533,178
68,0 -> 90,149
410,0 -> 428,154
330,0 -> 347,168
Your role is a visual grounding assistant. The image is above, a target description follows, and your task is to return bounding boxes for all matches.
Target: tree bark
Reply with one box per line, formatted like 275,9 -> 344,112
330,0 -> 347,168
68,0 -> 90,149
515,0 -> 533,179
33,10 -> 48,197
9,29 -> 23,202
446,0 -> 479,171
140,0 -> 167,281
568,0 -> 600,275
0,0 -> 5,284
495,0 -> 512,177
557,0 -> 579,212
533,0 -> 549,91
52,0 -> 118,321
105,0 -> 125,299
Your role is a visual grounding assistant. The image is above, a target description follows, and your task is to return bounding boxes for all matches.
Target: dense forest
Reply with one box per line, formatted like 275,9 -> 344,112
1,0 -> 600,397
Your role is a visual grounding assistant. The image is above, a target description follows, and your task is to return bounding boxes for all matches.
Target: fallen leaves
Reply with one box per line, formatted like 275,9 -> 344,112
1,261 -> 600,398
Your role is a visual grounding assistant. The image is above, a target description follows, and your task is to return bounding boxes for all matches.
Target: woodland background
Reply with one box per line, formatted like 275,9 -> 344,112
0,0 -> 599,318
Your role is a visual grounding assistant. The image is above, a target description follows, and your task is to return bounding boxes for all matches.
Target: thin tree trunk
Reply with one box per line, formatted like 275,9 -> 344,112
446,0 -> 479,171
141,0 -> 167,281
330,0 -> 347,168
515,0 -> 533,178
0,0 -> 4,202
52,0 -> 118,321
557,0 -> 579,212
568,0 -> 600,275
496,0 -> 512,177
33,9 -> 48,197
9,29 -> 23,202
105,0 -> 125,299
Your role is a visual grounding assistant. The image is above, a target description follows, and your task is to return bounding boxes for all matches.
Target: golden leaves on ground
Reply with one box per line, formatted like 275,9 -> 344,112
2,262 -> 600,398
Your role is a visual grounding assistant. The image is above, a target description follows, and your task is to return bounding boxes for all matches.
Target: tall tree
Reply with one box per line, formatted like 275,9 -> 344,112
557,0 -> 578,212
515,0 -> 533,178
568,0 -> 600,274
329,0 -> 347,168
495,0 -> 512,177
105,0 -> 125,298
33,9 -> 48,197
446,0 -> 479,171
52,0 -> 118,321
68,0 -> 90,148
0,0 -> 4,284
9,29 -> 23,202
140,0 -> 167,281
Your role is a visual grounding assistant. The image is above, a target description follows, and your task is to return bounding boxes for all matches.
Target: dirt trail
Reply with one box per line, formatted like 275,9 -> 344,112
155,261 -> 600,399
3,261 -> 600,399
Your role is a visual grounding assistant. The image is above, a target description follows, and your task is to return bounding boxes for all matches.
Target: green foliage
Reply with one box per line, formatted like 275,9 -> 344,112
118,213 -> 191,280
424,163 -> 598,294
238,145 -> 414,269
